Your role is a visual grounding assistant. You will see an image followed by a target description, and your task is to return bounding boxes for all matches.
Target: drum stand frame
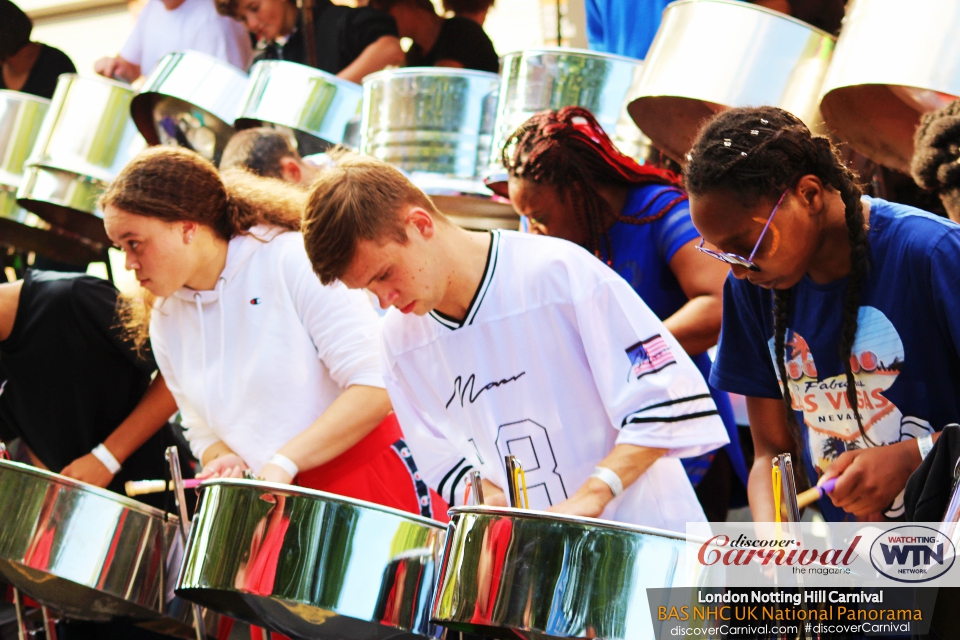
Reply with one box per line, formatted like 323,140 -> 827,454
165,447 -> 207,640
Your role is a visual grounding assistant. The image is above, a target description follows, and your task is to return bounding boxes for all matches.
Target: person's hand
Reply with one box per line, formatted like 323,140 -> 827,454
546,477 -> 613,518
480,478 -> 508,507
93,56 -> 139,82
94,56 -> 121,79
820,440 -> 921,517
197,453 -> 248,479
258,463 -> 294,485
60,453 -> 115,488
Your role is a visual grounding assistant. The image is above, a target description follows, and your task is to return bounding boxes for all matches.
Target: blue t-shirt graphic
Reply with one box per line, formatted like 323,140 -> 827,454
605,184 -> 749,491
711,198 -> 960,521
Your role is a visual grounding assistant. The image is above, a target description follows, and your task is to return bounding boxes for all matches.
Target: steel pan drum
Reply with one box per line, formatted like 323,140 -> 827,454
0,459 -> 187,630
177,479 -> 446,639
361,68 -> 500,181
489,48 -> 648,177
131,51 -> 249,164
0,91 -> 104,263
16,74 -> 146,245
236,60 -> 364,157
433,507 -> 702,640
819,0 -> 960,172
628,0 -> 836,163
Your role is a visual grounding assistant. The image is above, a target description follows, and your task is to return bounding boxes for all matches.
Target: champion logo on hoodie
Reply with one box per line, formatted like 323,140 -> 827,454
250,298 -> 261,305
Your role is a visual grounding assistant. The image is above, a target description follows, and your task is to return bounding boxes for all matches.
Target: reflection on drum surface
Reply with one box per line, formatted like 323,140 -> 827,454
0,460 -> 181,625
177,479 -> 445,639
434,507 -> 703,640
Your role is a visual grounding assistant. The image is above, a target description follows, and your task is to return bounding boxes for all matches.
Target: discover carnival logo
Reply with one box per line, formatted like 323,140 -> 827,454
869,526 -> 955,583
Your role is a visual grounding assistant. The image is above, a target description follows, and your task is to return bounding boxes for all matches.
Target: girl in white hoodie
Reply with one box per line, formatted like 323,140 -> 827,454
100,146 -> 445,520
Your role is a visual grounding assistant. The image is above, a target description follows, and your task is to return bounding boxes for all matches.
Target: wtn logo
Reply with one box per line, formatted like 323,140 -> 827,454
879,543 -> 944,566
870,526 -> 955,583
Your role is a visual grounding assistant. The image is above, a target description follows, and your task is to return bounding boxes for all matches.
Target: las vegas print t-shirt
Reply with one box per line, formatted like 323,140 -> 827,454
711,198 -> 960,520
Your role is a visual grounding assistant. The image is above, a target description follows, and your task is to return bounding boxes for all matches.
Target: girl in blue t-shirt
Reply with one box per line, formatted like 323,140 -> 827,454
496,106 -> 748,521
684,106 -> 960,522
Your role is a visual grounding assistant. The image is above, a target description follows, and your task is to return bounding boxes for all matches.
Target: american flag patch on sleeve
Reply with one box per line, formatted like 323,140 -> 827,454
625,334 -> 676,380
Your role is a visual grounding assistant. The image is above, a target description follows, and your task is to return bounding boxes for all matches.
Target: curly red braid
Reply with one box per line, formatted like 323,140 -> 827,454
502,106 -> 685,260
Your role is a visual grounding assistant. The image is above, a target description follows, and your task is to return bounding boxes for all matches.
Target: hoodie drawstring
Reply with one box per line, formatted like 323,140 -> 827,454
194,292 -> 215,431
217,277 -> 226,405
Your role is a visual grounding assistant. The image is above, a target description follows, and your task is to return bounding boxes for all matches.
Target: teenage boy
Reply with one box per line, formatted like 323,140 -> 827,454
300,153 -> 728,531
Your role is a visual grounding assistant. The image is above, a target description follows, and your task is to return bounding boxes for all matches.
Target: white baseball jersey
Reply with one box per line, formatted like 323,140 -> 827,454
382,231 -> 729,532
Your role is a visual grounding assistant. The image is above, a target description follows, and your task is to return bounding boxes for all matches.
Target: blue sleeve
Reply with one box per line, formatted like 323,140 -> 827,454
585,0 -> 606,51
930,228 -> 960,362
709,275 -> 784,399
648,187 -> 699,264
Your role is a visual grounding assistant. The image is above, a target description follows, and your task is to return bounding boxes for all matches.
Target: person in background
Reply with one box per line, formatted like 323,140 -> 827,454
368,0 -> 498,73
94,0 -> 252,83
218,0 -> 403,84
911,98 -> 960,224
219,127 -> 320,186
498,107 -> 748,521
585,0 -> 670,60
0,0 -> 75,98
0,269 -> 186,500
749,0 -> 846,35
442,0 -> 494,25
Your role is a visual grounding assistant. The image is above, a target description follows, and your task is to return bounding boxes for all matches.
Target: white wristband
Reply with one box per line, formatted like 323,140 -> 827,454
91,443 -> 122,475
267,453 -> 299,479
917,434 -> 934,461
590,466 -> 623,498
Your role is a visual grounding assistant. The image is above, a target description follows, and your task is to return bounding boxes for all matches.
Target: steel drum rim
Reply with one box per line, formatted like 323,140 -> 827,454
498,46 -> 643,65
246,59 -> 363,93
362,67 -> 501,84
146,49 -> 248,83
448,505 -> 707,542
662,0 -> 835,38
50,72 -> 135,92
0,459 -> 176,521
0,89 -> 51,107
198,478 -> 445,527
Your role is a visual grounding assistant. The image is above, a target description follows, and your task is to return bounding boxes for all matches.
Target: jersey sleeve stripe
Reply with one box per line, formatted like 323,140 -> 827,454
437,457 -> 466,497
626,393 -> 714,414
621,409 -> 720,427
448,464 -> 474,506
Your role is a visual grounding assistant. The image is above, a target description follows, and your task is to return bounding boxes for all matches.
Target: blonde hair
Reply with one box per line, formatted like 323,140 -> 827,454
302,149 -> 446,284
102,146 -> 308,352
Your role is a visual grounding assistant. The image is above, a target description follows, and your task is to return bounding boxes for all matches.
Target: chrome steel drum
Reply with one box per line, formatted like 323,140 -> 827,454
0,90 -> 105,263
0,459 -> 186,630
16,74 -> 146,245
236,60 -> 363,157
131,51 -> 249,164
628,0 -> 836,163
434,507 -> 701,640
177,479 -> 446,639
819,0 -> 960,172
361,68 -> 500,181
489,48 -> 648,179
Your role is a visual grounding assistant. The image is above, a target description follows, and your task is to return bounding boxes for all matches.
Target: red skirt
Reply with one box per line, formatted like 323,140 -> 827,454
296,413 -> 449,523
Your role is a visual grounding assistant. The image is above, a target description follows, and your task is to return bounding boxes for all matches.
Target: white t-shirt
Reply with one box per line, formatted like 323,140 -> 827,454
120,0 -> 252,75
382,231 -> 729,532
150,227 -> 385,473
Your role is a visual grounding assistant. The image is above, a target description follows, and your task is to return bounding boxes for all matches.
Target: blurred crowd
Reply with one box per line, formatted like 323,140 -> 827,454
1,0 -> 500,96
2,0 -> 851,99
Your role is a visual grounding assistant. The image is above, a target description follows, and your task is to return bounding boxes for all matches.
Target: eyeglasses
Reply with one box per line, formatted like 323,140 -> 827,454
696,190 -> 788,272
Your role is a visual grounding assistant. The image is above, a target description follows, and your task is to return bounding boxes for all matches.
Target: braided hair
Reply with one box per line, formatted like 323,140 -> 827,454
684,106 -> 872,480
911,98 -> 960,220
502,106 -> 684,261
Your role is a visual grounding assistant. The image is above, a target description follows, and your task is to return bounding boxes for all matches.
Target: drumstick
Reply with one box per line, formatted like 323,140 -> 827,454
794,477 -> 838,510
125,478 -> 202,497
